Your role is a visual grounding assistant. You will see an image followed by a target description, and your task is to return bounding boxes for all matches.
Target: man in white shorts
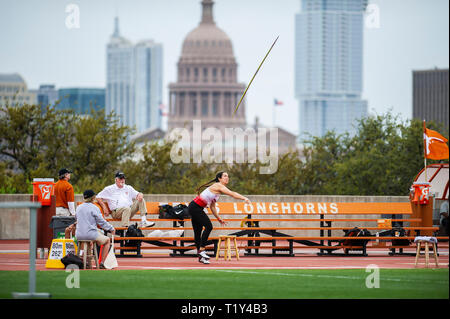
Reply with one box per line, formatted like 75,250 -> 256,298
75,189 -> 115,269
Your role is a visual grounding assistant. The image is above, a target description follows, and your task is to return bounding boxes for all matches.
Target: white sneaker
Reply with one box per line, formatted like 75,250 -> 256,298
199,251 -> 210,259
198,256 -> 210,264
141,220 -> 155,228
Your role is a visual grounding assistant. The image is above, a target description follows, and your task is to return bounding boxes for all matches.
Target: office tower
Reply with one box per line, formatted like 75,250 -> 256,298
106,17 -> 134,129
36,84 -> 58,109
0,73 -> 36,107
58,88 -> 105,114
295,0 -> 368,141
167,0 -> 246,133
134,40 -> 163,132
106,17 -> 163,134
413,68 -> 449,132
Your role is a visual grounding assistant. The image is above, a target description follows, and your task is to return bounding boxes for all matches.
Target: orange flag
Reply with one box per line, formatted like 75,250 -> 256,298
424,128 -> 449,160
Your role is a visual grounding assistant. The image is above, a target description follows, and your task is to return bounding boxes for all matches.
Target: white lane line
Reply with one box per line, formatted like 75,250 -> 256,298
0,251 -> 29,253
115,266 -> 364,270
212,269 -> 449,283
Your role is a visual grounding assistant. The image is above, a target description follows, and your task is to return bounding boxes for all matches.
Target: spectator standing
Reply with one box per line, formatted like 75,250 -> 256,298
55,168 -> 75,216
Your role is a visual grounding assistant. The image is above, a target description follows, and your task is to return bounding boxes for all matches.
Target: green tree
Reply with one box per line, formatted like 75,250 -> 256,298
0,102 -> 76,192
68,109 -> 135,193
301,131 -> 348,195
0,102 -> 134,193
121,140 -> 217,194
2,101 -> 447,197
304,113 -> 448,196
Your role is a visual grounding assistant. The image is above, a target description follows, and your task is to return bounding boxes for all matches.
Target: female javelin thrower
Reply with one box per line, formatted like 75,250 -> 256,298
189,171 -> 250,264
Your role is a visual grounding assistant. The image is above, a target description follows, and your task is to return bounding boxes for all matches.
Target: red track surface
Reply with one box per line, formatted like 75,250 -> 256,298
1,240 -> 448,271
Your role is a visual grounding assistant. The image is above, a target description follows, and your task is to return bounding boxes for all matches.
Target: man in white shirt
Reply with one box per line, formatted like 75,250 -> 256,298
96,171 -> 155,228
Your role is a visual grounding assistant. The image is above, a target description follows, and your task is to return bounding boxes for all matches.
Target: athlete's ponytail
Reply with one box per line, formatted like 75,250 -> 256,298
195,171 -> 225,195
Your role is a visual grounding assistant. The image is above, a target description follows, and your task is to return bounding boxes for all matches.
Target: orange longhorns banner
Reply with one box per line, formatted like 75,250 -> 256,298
424,127 -> 449,160
145,202 -> 411,215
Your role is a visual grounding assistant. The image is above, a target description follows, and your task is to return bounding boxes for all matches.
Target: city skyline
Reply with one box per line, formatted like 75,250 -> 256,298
0,0 -> 448,135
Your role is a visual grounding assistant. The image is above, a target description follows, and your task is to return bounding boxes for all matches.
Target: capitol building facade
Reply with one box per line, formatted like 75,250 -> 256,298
167,0 -> 247,133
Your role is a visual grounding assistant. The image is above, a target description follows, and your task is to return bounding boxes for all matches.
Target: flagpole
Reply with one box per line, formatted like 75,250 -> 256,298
423,120 -> 427,181
273,103 -> 276,127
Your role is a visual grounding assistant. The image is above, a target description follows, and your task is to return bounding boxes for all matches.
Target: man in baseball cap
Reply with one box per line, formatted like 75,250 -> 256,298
58,168 -> 72,178
115,171 -> 126,179
96,171 -> 155,228
75,189 -> 115,269
55,168 -> 75,216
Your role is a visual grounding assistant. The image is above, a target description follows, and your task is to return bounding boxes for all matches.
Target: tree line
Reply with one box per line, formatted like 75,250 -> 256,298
1,102 -> 448,195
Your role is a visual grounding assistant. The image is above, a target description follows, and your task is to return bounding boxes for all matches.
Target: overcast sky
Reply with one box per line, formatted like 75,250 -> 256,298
0,0 -> 448,135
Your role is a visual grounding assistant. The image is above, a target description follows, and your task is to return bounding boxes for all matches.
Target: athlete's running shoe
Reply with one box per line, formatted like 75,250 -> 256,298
199,251 -> 210,259
198,256 -> 210,264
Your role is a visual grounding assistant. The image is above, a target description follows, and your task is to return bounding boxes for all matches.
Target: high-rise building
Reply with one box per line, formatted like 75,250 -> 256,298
134,40 -> 163,131
295,0 -> 368,141
58,88 -> 105,114
36,84 -> 58,109
167,0 -> 246,133
0,73 -> 36,107
106,17 -> 163,134
413,68 -> 449,132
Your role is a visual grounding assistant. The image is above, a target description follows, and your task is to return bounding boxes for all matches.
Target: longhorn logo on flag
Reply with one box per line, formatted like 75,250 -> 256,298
424,128 -> 449,160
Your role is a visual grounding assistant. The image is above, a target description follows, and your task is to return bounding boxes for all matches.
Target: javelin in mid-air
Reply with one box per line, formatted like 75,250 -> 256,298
233,35 -> 279,116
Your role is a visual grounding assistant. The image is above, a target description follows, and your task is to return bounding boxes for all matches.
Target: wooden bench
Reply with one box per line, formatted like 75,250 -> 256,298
86,201 -> 447,257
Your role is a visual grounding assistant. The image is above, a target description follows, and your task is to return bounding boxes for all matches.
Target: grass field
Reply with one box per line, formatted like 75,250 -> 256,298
0,268 -> 448,299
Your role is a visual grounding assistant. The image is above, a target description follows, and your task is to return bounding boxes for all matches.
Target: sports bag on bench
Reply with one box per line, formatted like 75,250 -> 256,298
159,204 -> 175,219
172,204 -> 190,220
159,204 -> 190,220
391,227 -> 411,246
125,223 -> 144,247
341,227 -> 372,247
378,227 -> 410,246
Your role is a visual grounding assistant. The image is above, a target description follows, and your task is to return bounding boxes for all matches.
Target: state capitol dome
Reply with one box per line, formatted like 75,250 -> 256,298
180,0 -> 235,63
168,0 -> 246,133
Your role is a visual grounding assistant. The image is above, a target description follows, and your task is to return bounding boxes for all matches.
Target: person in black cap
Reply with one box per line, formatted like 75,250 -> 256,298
75,189 -> 115,269
55,168 -> 75,216
96,171 -> 155,228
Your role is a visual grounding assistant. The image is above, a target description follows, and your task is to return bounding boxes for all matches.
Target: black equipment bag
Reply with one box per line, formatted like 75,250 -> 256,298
159,204 -> 190,220
61,253 -> 84,269
391,227 -> 410,246
172,204 -> 190,220
159,204 -> 175,219
341,227 -> 372,247
125,223 -> 144,247
378,227 -> 410,246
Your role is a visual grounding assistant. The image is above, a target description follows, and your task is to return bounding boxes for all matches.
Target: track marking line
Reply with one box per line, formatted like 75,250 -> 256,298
212,269 -> 449,284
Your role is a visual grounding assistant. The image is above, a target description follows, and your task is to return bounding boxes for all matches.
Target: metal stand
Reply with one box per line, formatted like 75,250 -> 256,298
0,202 -> 51,299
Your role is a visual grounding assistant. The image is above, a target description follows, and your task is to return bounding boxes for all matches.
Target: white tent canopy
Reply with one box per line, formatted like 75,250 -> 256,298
414,163 -> 449,200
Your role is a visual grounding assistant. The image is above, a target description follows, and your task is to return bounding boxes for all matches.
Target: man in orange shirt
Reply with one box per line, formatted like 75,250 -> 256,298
55,168 -> 75,216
